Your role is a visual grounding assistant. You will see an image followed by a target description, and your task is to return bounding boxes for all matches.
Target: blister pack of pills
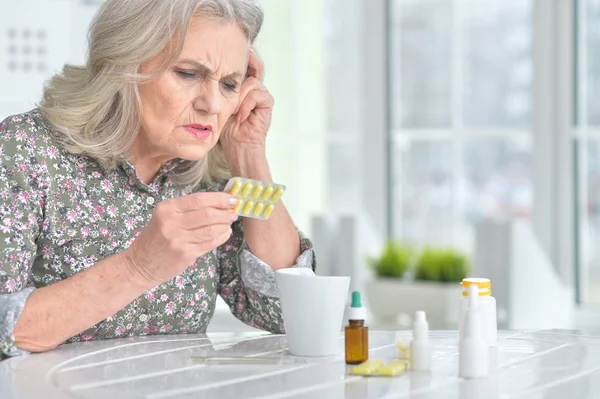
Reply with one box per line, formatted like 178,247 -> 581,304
350,360 -> 407,377
223,177 -> 286,220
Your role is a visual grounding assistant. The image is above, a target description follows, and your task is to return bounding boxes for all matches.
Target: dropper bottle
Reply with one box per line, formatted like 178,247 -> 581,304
459,283 -> 489,378
345,291 -> 368,364
410,310 -> 432,371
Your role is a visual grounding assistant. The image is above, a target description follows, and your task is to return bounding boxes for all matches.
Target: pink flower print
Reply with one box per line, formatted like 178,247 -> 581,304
81,227 -> 90,237
28,214 -> 37,225
133,230 -> 141,238
47,147 -> 58,159
15,129 -> 26,141
92,171 -> 102,179
124,218 -> 135,230
148,326 -> 159,333
1,219 -> 12,234
235,302 -> 245,314
160,325 -> 171,333
160,294 -> 169,302
67,210 -> 77,223
64,180 -> 73,190
184,310 -> 193,319
126,323 -> 133,330
111,241 -> 119,248
11,116 -> 22,122
101,180 -> 113,193
224,243 -> 235,252
199,271 -> 206,280
115,326 -> 125,336
107,205 -> 117,217
42,247 -> 51,259
198,288 -> 207,298
100,227 -> 109,237
95,205 -> 105,215
125,192 -> 134,201
175,277 -> 185,289
14,210 -> 23,219
5,279 -> 16,293
68,229 -> 77,237
17,191 -> 29,203
81,334 -> 93,341
208,266 -> 216,277
165,302 -> 176,315
146,292 -> 155,301
221,287 -> 230,297
189,300 -> 196,307
201,300 -> 208,309
176,292 -> 183,301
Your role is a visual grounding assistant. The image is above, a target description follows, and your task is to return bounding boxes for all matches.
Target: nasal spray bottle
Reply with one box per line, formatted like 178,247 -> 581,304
410,311 -> 432,371
459,284 -> 488,378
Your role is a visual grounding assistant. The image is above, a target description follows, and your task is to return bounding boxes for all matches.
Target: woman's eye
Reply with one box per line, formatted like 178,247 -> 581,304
175,70 -> 196,80
221,81 -> 238,92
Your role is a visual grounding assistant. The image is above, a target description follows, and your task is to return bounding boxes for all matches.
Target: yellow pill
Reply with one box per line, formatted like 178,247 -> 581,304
242,200 -> 254,216
261,186 -> 274,201
375,360 -> 407,376
229,180 -> 242,196
252,202 -> 265,217
251,184 -> 264,199
262,203 -> 274,219
233,200 -> 244,214
351,360 -> 384,376
271,187 -> 284,202
241,182 -> 253,197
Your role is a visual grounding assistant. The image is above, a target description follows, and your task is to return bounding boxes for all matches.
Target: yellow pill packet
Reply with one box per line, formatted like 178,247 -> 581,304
223,177 -> 286,220
350,360 -> 384,376
350,360 -> 407,377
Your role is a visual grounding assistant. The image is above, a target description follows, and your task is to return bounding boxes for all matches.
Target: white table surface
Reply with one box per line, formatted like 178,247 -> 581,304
1,329 -> 599,399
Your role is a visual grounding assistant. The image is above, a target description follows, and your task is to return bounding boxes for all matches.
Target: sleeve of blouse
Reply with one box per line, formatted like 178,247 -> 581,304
0,114 -> 45,357
216,218 -> 316,333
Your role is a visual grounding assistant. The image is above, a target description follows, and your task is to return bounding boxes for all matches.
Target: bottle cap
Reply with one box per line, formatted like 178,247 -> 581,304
347,291 -> 367,321
461,277 -> 492,296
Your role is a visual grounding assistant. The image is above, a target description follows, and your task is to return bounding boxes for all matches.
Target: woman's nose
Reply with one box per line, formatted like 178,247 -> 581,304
193,81 -> 221,115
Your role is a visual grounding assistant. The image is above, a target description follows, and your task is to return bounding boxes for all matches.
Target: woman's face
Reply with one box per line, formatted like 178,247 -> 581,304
136,15 -> 249,166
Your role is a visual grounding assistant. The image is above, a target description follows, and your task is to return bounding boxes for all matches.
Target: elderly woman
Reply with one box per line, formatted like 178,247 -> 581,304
0,0 -> 315,358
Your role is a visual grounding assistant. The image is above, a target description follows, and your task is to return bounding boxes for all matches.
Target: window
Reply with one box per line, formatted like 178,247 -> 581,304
576,0 -> 600,305
389,0 -> 533,254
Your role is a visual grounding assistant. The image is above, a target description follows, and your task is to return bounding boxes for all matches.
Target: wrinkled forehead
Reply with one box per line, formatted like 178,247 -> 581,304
175,15 -> 250,74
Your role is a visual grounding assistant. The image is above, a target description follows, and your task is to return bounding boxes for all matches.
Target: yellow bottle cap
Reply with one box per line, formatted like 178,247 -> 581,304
460,278 -> 491,296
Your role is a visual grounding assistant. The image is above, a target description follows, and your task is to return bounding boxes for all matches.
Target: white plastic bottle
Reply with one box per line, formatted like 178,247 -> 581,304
459,283 -> 489,378
458,277 -> 497,347
410,310 -> 432,371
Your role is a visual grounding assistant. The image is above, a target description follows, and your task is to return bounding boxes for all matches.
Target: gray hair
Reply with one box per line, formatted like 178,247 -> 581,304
39,0 -> 263,187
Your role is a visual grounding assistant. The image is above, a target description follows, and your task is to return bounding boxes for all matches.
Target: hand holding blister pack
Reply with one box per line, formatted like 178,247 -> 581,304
223,177 -> 286,220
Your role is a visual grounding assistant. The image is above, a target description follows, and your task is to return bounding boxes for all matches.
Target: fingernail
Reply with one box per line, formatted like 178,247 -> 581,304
229,197 -> 239,205
231,212 -> 238,221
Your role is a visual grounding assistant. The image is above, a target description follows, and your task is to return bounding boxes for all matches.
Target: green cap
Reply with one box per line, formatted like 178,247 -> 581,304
351,291 -> 362,308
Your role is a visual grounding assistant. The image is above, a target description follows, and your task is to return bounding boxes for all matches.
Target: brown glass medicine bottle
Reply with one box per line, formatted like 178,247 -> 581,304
345,291 -> 368,364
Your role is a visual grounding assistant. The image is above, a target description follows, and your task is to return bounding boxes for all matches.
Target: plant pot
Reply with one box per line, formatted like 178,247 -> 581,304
364,278 -> 462,329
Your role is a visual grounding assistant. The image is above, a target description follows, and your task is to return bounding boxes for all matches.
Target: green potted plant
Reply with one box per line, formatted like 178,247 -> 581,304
366,241 -> 413,279
365,243 -> 470,329
414,246 -> 470,283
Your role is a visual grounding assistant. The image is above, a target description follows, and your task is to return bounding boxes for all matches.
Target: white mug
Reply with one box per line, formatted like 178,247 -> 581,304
275,268 -> 351,357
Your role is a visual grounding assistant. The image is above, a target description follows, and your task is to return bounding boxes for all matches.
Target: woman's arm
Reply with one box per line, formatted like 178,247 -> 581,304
13,252 -> 151,352
227,149 -> 300,270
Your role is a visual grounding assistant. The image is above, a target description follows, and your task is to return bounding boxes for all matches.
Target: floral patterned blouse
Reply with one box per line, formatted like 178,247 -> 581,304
0,109 -> 315,358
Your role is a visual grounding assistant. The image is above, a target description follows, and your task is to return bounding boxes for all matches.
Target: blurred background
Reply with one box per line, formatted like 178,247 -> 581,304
1,0 -> 598,332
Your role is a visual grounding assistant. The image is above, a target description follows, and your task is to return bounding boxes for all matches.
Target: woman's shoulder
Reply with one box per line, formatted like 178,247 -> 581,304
0,108 -> 56,149
0,108 -> 68,164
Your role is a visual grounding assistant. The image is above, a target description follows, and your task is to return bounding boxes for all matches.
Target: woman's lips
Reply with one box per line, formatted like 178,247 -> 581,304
183,124 -> 212,140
